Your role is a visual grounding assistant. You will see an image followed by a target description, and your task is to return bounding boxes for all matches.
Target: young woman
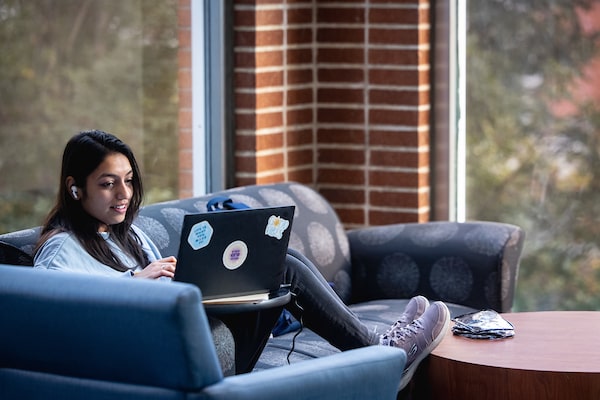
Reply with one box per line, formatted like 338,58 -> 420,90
34,129 -> 450,385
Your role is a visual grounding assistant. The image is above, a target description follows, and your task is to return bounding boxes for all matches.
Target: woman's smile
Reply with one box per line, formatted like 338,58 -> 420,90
111,203 -> 128,214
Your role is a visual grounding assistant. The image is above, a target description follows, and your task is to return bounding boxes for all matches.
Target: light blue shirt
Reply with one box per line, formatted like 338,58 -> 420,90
33,225 -> 162,277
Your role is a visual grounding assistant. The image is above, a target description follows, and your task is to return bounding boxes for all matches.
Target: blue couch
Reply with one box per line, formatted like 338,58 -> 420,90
0,181 -> 525,392
0,264 -> 405,399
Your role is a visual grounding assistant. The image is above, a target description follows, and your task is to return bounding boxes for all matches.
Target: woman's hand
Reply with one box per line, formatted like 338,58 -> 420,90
134,256 -> 177,279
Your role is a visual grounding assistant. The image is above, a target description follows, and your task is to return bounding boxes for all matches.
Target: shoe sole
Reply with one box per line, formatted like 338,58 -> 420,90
397,302 -> 451,390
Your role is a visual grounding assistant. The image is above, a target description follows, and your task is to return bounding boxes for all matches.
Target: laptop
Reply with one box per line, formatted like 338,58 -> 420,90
173,206 -> 295,303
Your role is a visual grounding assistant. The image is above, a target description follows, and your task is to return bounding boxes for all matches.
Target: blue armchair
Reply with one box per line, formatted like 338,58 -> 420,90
0,264 -> 405,400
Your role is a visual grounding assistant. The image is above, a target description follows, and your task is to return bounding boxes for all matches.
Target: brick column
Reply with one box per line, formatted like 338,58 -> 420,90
234,2 -> 316,186
178,0 -> 433,227
315,1 -> 431,226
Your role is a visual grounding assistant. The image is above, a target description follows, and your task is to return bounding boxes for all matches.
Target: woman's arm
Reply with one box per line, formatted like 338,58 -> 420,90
34,233 -> 124,276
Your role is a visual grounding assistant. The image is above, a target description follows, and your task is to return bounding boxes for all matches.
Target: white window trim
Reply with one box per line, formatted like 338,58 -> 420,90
191,1 -> 230,196
433,0 -> 466,222
455,0 -> 466,222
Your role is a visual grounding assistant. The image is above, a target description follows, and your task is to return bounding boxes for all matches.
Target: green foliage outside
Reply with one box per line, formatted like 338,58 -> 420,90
466,0 -> 600,310
0,0 -> 179,234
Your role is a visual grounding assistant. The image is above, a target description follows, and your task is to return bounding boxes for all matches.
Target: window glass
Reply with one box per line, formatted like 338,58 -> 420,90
466,1 -> 600,310
0,0 -> 178,233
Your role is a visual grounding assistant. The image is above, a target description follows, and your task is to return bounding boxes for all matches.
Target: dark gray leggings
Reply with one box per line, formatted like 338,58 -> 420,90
282,248 -> 379,351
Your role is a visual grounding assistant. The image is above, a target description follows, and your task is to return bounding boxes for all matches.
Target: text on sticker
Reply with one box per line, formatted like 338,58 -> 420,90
188,220 -> 213,250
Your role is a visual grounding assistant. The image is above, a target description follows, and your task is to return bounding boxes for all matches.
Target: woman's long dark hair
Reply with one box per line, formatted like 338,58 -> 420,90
35,130 -> 149,271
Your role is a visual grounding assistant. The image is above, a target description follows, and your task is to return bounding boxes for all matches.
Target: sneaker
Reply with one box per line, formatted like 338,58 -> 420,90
380,301 -> 450,389
380,296 -> 430,340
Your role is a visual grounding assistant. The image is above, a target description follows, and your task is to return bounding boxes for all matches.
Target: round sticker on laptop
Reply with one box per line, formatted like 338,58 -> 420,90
222,240 -> 248,270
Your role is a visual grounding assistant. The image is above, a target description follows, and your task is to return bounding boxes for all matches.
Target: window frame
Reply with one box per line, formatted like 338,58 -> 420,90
432,0 -> 466,222
191,0 -> 234,195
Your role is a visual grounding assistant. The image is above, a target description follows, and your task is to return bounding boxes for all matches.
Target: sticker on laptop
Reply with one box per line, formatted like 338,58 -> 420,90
187,220 -> 213,250
265,215 -> 290,240
222,240 -> 248,270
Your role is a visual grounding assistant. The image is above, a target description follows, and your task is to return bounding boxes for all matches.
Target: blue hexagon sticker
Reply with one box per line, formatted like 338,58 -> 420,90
187,220 -> 213,250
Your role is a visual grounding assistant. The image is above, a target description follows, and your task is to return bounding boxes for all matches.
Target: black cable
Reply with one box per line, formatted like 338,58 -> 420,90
286,293 -> 304,364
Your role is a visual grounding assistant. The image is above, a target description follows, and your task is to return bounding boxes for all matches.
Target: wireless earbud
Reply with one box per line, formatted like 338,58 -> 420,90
70,185 -> 79,200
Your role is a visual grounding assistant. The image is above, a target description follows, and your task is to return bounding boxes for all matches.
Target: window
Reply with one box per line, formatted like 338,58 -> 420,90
463,1 -> 600,310
0,0 -> 179,233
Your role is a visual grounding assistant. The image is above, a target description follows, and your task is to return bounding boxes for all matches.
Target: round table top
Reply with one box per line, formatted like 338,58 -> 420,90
431,311 -> 600,373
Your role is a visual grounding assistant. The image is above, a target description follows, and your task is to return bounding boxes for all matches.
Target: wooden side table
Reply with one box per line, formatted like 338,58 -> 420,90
416,311 -> 600,399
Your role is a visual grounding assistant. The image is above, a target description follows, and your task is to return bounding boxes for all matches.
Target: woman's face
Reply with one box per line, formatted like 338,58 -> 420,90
80,153 -> 134,232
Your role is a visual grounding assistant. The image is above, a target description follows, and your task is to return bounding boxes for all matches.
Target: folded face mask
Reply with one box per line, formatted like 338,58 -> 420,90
452,309 -> 515,340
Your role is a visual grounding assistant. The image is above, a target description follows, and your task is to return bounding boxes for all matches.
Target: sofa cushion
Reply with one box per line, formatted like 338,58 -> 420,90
0,227 -> 40,257
254,299 -> 476,370
0,241 -> 33,266
348,221 -> 524,311
136,183 -> 355,303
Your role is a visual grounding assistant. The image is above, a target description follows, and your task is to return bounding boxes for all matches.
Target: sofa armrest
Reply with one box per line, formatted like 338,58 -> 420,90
0,265 -> 224,391
347,221 -> 525,312
197,346 -> 405,400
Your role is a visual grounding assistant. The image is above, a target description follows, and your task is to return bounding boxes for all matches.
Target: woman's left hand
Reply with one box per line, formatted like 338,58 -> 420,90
134,256 -> 177,279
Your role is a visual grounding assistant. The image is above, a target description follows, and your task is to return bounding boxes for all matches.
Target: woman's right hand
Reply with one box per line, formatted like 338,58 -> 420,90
133,256 -> 177,280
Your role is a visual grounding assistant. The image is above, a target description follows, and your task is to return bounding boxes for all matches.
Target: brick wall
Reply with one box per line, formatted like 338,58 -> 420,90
234,1 -> 316,186
179,0 -> 432,227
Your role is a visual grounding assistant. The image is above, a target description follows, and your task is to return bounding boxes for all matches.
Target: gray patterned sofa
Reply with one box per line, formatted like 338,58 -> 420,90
0,181 -> 525,383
